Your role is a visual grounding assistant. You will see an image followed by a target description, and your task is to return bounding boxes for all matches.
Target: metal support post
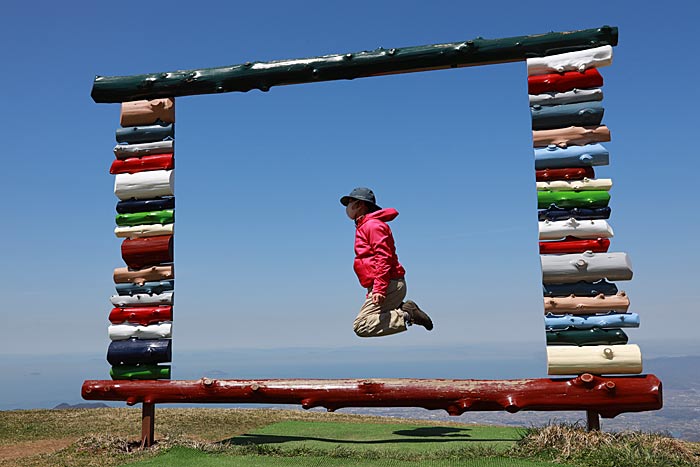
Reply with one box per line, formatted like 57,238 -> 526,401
141,402 -> 155,448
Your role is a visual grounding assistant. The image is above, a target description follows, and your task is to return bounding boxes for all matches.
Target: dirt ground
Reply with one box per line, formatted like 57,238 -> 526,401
0,438 -> 75,462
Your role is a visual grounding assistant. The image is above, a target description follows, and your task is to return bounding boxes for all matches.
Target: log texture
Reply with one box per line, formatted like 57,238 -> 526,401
109,304 -> 174,325
114,170 -> 174,201
110,154 -> 174,175
533,125 -> 610,148
536,167 -> 595,182
538,190 -> 610,209
536,178 -> 612,191
115,280 -> 174,296
541,252 -> 632,284
531,101 -> 604,130
527,45 -> 612,76
116,210 -> 174,227
529,89 -> 603,107
121,235 -> 173,269
115,123 -> 174,145
538,206 -> 611,221
534,143 -> 609,170
547,328 -> 628,346
544,292 -> 629,314
110,293 -> 173,308
113,265 -> 174,285
544,312 -> 639,330
108,322 -> 172,340
543,280 -> 618,297
120,98 -> 175,127
115,223 -> 174,239
107,338 -> 172,365
539,218 -> 613,240
114,141 -> 174,159
81,373 -> 662,419
547,344 -> 642,375
110,364 -> 171,380
540,237 -> 610,254
528,68 -> 603,95
117,197 -> 175,214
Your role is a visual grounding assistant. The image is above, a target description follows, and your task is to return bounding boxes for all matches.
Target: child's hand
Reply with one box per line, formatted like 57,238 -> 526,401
372,293 -> 386,305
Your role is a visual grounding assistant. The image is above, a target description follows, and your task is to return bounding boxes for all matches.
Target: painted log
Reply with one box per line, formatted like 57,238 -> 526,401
541,252 -> 632,283
116,197 -> 175,214
544,312 -> 639,330
115,209 -> 174,227
534,143 -> 609,170
529,89 -> 603,107
527,45 -> 612,76
531,101 -> 604,130
533,125 -> 610,148
108,322 -> 172,340
538,205 -> 611,221
540,237 -> 610,254
82,374 -> 664,420
110,293 -> 173,308
544,292 -> 629,314
107,339 -> 172,365
114,140 -> 174,159
543,280 -> 618,297
116,280 -> 174,296
546,328 -> 628,346
110,364 -> 171,380
538,190 -> 610,209
528,68 -> 603,95
120,98 -> 175,127
547,344 -> 642,375
115,223 -> 174,239
121,235 -> 173,269
113,265 -> 174,285
114,170 -> 174,201
109,305 -> 173,325
115,123 -> 174,144
537,178 -> 612,192
536,167 -> 595,182
539,218 -> 613,240
109,154 -> 174,175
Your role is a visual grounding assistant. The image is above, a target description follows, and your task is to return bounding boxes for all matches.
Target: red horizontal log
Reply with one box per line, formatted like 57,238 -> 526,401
528,68 -> 603,95
110,154 -> 174,175
82,374 -> 662,419
540,236 -> 610,254
109,306 -> 173,325
536,167 -> 595,182
121,235 -> 173,269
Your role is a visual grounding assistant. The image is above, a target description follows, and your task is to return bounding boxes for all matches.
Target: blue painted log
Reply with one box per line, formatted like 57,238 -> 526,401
545,312 -> 640,330
538,205 -> 611,221
534,143 -> 609,170
116,280 -> 174,296
531,101 -> 604,130
107,338 -> 172,365
543,280 -> 619,297
115,123 -> 174,144
546,328 -> 629,346
116,197 -> 175,214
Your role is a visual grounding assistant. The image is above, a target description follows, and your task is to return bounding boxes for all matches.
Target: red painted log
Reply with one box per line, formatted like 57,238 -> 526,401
121,235 -> 173,269
528,68 -> 603,95
82,374 -> 662,419
536,167 -> 595,182
110,154 -> 174,175
540,237 -> 610,254
109,306 -> 173,325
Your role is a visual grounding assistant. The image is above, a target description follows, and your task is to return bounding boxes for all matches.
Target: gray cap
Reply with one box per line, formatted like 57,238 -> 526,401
340,187 -> 381,211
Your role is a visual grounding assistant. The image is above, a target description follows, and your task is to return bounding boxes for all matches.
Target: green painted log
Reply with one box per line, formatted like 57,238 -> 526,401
538,190 -> 610,209
91,26 -> 617,103
547,328 -> 628,346
110,364 -> 171,380
116,209 -> 174,227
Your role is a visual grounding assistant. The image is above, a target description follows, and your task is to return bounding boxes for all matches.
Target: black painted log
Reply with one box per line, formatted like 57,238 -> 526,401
531,102 -> 604,131
115,280 -> 174,296
547,328 -> 629,346
543,280 -> 619,297
91,26 -> 617,103
538,205 -> 611,221
116,197 -> 175,214
107,338 -> 172,365
116,123 -> 174,144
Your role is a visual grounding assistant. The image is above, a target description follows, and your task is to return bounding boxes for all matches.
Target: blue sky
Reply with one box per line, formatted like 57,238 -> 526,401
1,0 -> 698,407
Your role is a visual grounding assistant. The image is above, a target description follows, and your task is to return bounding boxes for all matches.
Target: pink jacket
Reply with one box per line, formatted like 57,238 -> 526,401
353,208 -> 406,296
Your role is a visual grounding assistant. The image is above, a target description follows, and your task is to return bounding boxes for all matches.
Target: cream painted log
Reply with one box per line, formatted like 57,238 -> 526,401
537,178 -> 612,192
114,140 -> 174,159
115,223 -> 174,239
113,265 -> 174,285
529,88 -> 603,107
527,45 -> 613,75
547,344 -> 642,375
539,218 -> 613,240
544,292 -> 629,314
110,292 -> 173,307
120,98 -> 175,127
533,125 -> 610,148
541,252 -> 632,284
114,170 -> 174,201
108,322 -> 172,341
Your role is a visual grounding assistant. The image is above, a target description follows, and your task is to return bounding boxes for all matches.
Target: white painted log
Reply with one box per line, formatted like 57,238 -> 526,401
527,45 -> 613,76
108,322 -> 172,341
547,344 -> 642,375
541,252 -> 633,284
114,170 -> 174,201
537,178 -> 612,192
114,140 -> 174,160
544,292 -> 629,314
529,88 -> 603,106
539,218 -> 613,240
110,292 -> 174,307
114,223 -> 174,239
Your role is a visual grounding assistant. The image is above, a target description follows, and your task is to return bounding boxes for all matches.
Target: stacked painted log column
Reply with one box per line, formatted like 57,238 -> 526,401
107,99 -> 175,380
527,46 -> 643,376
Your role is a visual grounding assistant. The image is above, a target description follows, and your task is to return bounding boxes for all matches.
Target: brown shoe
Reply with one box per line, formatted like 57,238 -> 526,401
401,300 -> 433,330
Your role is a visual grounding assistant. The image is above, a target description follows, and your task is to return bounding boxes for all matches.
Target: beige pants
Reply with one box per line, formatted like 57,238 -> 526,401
353,278 -> 407,337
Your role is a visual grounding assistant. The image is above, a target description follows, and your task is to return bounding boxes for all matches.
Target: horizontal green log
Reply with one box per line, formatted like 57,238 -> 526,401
92,26 -> 617,103
110,364 -> 171,380
538,190 -> 610,209
116,209 -> 174,227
